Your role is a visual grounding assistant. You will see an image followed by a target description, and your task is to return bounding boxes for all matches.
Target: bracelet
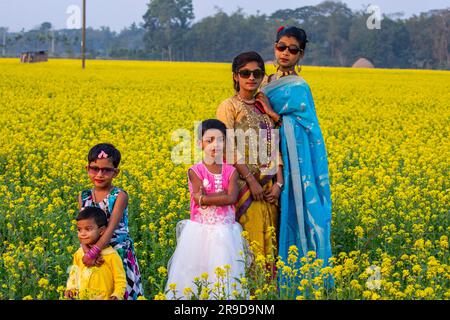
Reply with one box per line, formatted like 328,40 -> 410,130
92,245 -> 101,254
87,245 -> 101,259
86,250 -> 97,260
241,171 -> 253,180
199,195 -> 208,209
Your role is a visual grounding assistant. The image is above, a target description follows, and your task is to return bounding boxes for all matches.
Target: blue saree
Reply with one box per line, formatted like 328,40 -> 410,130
262,76 -> 333,273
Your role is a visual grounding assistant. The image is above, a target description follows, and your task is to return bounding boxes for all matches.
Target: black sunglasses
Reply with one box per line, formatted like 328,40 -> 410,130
238,69 -> 264,79
275,43 -> 303,55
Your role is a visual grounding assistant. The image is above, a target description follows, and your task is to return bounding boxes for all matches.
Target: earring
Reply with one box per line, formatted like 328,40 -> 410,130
296,64 -> 302,73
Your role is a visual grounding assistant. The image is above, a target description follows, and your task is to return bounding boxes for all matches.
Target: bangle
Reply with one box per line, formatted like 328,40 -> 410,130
241,171 -> 253,180
87,245 -> 101,259
86,250 -> 97,260
199,195 -> 208,209
92,245 -> 101,255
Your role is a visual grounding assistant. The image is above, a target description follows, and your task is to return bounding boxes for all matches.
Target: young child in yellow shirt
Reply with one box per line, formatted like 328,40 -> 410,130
65,206 -> 126,300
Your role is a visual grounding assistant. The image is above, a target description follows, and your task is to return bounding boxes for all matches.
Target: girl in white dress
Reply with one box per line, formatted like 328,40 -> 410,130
165,119 -> 250,299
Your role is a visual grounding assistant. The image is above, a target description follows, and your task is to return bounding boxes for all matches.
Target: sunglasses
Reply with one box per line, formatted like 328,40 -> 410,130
238,69 -> 264,79
275,43 -> 302,55
87,165 -> 117,175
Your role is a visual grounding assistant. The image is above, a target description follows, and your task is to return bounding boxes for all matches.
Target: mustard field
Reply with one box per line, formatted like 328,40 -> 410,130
0,59 -> 448,299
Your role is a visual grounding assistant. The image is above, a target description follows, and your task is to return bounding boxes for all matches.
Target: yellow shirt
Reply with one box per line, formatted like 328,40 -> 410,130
66,246 -> 126,300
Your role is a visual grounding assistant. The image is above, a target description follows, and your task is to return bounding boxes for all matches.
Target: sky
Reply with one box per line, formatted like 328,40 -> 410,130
0,0 -> 448,32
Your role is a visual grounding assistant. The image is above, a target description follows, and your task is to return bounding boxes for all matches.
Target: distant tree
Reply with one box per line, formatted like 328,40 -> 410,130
346,12 -> 412,68
143,0 -> 194,60
405,9 -> 450,69
0,27 -> 7,56
40,22 -> 52,32
185,9 -> 272,62
111,23 -> 147,59
1,1 -> 447,69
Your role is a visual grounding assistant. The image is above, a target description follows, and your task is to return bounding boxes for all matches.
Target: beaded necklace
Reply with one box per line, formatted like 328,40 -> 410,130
235,94 -> 273,163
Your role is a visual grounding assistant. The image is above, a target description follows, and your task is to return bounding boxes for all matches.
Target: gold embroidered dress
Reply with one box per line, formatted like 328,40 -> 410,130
216,95 -> 280,257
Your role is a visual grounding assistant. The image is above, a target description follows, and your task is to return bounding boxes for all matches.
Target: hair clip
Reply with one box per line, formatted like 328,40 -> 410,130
98,150 -> 109,159
277,26 -> 285,33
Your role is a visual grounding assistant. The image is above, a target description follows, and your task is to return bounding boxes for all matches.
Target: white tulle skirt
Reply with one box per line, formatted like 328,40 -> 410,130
165,220 -> 249,300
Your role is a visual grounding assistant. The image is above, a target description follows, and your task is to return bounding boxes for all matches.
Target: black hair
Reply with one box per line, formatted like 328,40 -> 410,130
76,206 -> 108,227
198,119 -> 227,139
231,51 -> 265,92
276,26 -> 309,51
87,143 -> 121,168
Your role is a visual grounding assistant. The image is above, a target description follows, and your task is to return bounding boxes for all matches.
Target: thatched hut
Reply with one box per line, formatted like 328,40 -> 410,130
352,57 -> 374,68
20,50 -> 48,63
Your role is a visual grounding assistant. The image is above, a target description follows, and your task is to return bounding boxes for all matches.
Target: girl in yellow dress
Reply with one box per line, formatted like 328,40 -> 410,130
216,51 -> 284,263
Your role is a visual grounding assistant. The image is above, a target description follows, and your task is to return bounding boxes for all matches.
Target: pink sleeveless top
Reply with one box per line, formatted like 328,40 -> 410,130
188,162 -> 236,225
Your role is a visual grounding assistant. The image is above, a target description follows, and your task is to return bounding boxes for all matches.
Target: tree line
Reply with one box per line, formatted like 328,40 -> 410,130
1,1 -> 448,69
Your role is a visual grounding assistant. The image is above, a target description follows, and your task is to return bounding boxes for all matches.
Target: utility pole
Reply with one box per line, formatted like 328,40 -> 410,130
82,0 -> 86,68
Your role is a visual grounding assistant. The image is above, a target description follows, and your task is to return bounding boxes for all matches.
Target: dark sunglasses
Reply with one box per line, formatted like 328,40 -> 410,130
275,43 -> 302,55
87,165 -> 117,175
238,69 -> 264,79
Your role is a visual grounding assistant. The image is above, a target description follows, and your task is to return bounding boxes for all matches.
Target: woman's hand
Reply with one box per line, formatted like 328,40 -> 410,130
82,252 -> 104,267
264,183 -> 281,203
247,176 -> 265,201
256,92 -> 279,120
82,253 -> 105,267
82,253 -> 96,267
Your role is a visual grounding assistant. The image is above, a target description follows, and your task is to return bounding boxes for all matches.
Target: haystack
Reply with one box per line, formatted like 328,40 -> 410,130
352,57 -> 374,68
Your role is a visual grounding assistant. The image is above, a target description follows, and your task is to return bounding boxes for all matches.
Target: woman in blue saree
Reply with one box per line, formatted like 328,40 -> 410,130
258,27 -> 333,283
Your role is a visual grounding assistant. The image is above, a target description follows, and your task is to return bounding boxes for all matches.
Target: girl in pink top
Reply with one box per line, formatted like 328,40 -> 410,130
165,119 -> 249,299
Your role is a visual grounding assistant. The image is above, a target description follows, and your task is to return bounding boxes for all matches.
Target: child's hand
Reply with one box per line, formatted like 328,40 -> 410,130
109,295 -> 118,300
194,186 -> 207,203
64,289 -> 77,300
94,255 -> 105,267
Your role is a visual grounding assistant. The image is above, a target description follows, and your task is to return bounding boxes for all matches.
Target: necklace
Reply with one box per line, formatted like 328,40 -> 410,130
276,67 -> 297,79
235,95 -> 273,163
237,93 -> 255,104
